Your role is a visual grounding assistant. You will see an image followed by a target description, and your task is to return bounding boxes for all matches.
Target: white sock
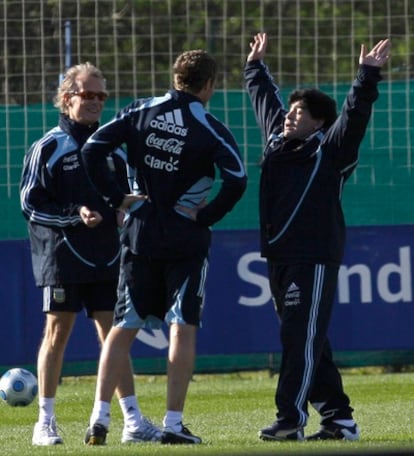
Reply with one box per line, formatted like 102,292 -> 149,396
163,410 -> 183,431
90,400 -> 111,429
38,397 -> 55,425
119,395 -> 142,431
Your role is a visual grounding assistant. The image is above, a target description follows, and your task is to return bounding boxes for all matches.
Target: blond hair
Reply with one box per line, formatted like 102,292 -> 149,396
54,62 -> 107,114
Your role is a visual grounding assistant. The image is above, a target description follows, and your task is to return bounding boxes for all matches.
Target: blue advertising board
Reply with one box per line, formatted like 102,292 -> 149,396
1,226 -> 413,367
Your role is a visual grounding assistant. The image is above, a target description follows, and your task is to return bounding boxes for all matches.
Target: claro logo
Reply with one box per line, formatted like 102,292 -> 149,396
237,246 -> 413,306
144,154 -> 179,172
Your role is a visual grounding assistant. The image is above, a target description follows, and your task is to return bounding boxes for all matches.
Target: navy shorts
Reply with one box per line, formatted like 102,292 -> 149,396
114,250 -> 209,329
42,280 -> 118,318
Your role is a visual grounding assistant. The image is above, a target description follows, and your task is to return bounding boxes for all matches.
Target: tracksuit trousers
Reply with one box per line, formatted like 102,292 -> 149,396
267,261 -> 355,428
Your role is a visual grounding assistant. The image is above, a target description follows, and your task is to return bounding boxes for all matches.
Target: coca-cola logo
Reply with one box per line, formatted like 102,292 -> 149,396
145,133 -> 184,155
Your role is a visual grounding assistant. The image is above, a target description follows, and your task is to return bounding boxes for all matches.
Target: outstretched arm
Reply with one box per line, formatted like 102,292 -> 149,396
325,39 -> 391,171
245,32 -> 286,142
359,38 -> 391,67
247,32 -> 268,62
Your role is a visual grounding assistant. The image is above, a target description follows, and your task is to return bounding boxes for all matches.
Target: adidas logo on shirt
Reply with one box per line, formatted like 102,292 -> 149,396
150,109 -> 188,137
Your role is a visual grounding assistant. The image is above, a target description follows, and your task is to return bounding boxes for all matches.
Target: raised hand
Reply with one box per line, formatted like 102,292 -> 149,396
359,38 -> 391,67
247,32 -> 268,62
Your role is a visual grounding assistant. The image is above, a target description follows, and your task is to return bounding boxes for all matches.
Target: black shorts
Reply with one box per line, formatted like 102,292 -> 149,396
114,250 -> 209,329
42,280 -> 118,318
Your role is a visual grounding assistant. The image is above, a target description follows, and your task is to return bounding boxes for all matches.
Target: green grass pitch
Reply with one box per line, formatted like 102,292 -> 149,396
0,370 -> 413,455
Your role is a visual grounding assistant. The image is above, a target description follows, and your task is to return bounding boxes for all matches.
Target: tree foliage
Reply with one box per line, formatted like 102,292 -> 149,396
0,0 -> 412,104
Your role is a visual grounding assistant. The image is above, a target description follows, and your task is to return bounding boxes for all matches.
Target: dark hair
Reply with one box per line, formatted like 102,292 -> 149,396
288,88 -> 337,130
173,49 -> 217,93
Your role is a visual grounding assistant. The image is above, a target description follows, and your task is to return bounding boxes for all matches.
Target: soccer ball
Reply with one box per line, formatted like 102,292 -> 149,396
0,368 -> 38,406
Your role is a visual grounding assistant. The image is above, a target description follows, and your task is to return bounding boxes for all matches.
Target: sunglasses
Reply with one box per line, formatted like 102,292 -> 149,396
69,91 -> 108,101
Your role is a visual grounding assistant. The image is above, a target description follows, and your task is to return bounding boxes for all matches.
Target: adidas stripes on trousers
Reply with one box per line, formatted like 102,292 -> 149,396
267,262 -> 354,428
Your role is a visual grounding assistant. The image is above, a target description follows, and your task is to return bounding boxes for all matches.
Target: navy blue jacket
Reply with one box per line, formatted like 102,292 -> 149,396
20,114 -> 128,286
81,89 -> 247,259
245,61 -> 382,265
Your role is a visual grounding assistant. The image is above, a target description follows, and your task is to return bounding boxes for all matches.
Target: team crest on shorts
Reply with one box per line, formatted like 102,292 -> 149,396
52,287 -> 65,303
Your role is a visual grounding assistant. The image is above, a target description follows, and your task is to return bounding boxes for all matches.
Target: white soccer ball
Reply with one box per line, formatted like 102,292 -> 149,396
0,368 -> 38,406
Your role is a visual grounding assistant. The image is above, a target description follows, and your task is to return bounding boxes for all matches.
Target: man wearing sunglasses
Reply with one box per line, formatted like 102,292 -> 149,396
20,62 -> 160,445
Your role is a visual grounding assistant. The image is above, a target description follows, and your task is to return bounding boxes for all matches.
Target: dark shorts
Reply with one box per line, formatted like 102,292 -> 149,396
42,280 -> 118,318
114,251 -> 209,329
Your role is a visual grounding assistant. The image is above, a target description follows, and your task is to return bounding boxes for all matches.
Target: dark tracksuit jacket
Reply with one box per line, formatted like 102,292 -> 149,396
245,60 -> 382,426
81,89 -> 247,260
20,114 -> 128,286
